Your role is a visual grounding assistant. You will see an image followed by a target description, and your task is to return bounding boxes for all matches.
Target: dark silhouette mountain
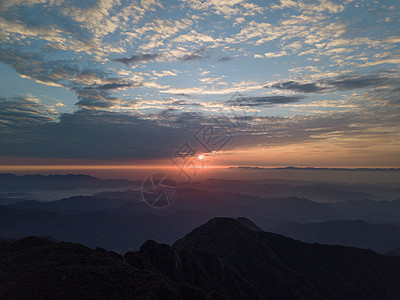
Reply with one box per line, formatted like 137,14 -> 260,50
129,240 -> 259,299
174,217 -> 400,299
0,173 -> 137,192
268,220 -> 400,253
236,216 -> 263,231
0,237 -> 183,299
2,218 -> 400,299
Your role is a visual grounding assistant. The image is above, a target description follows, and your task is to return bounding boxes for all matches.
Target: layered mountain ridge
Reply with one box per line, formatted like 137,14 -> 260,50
1,217 -> 399,299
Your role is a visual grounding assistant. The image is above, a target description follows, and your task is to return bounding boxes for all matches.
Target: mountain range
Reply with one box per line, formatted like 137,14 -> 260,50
2,185 -> 400,252
0,173 -> 137,194
1,217 -> 399,299
181,178 -> 400,202
2,174 -> 400,203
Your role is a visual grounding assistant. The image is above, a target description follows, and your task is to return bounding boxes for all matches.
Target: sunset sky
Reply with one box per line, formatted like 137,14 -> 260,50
0,0 -> 399,178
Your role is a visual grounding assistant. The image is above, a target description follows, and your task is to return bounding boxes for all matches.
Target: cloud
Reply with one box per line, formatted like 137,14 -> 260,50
0,48 -> 124,90
152,70 -> 178,77
0,96 -> 56,133
361,58 -> 400,67
90,82 -> 136,90
264,51 -> 288,58
126,18 -> 193,50
0,1 -> 130,56
162,83 -> 264,95
112,53 -> 160,65
181,0 -> 263,17
326,73 -> 396,90
271,71 -> 400,93
1,91 -> 399,161
0,48 -> 78,87
181,53 -> 203,61
60,0 -> 122,39
0,110 -> 201,160
271,81 -> 327,93
226,95 -> 304,107
273,0 -> 345,13
74,88 -> 123,109
0,47 -> 143,110
217,56 -> 233,62
179,48 -> 209,61
0,0 -> 399,165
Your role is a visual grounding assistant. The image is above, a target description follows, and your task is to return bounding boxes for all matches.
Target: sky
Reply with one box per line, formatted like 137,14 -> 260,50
0,0 -> 400,179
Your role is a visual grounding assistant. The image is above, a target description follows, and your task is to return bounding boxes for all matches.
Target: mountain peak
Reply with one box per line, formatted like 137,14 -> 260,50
204,216 -> 248,227
173,217 -> 258,256
236,217 -> 262,231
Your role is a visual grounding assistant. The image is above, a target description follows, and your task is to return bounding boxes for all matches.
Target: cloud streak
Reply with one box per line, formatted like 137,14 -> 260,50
112,53 -> 160,65
227,95 -> 304,107
271,71 -> 400,93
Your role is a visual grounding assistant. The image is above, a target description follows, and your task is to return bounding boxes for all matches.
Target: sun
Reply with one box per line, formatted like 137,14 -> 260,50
198,154 -> 204,160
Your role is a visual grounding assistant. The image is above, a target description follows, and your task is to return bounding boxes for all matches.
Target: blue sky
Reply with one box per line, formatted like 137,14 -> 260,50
0,0 -> 399,168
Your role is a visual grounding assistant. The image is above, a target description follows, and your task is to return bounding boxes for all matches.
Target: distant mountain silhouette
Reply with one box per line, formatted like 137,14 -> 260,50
2,218 -> 400,299
233,166 -> 400,171
330,198 -> 400,217
0,173 -> 137,192
268,220 -> 400,253
182,178 -> 400,202
3,186 -> 400,252
3,188 -> 344,221
0,205 -> 211,251
100,188 -> 346,223
386,247 -> 400,256
6,196 -> 124,214
7,187 -> 400,224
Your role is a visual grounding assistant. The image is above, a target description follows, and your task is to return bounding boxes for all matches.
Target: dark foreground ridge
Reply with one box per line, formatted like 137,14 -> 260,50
1,217 -> 400,299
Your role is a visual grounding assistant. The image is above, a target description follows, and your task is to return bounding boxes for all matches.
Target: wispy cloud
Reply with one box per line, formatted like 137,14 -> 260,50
217,56 -> 233,62
271,81 -> 327,93
226,95 -> 304,107
270,71 -> 400,93
0,96 -> 56,130
112,53 -> 160,65
179,48 -> 210,61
